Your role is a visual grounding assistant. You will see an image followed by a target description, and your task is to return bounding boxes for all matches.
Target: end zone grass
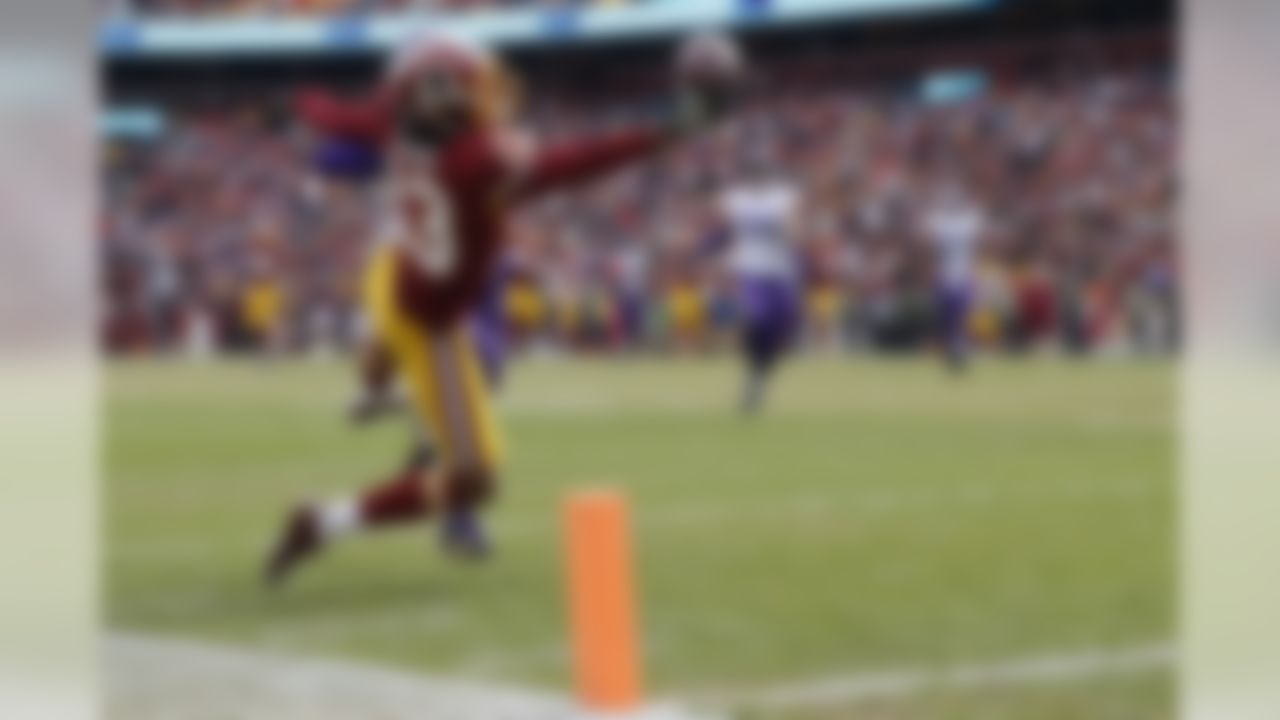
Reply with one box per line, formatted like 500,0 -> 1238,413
107,356 -> 1173,718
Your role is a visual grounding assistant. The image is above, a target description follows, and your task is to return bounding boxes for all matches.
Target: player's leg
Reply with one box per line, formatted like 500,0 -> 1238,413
739,277 -> 798,414
432,313 -> 508,548
350,310 -> 504,481
265,249 -> 399,585
264,249 -> 443,585
264,323 -> 504,585
359,312 -> 506,554
936,283 -> 972,372
420,323 -> 506,557
264,461 -> 436,587
347,329 -> 409,424
385,313 -> 505,554
347,314 -> 503,551
349,329 -> 439,490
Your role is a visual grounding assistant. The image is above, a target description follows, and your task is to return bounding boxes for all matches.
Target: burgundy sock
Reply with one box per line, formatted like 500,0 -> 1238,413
359,471 -> 430,527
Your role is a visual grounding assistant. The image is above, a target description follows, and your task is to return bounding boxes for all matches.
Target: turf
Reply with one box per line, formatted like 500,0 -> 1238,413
106,355 -> 1174,718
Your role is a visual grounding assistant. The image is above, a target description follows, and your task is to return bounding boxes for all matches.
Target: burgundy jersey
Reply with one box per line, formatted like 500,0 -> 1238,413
384,127 -> 667,330
296,89 -> 669,331
380,131 -> 512,331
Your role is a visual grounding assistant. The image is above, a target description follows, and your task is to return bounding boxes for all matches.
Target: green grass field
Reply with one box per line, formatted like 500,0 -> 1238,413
106,356 -> 1174,718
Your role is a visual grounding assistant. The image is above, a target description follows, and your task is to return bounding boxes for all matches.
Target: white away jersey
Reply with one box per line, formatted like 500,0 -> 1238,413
925,204 -> 984,288
721,181 -> 800,280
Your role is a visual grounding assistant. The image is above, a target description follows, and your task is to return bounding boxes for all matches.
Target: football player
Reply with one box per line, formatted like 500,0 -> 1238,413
921,183 -> 985,372
716,151 -> 803,414
265,31 -> 743,585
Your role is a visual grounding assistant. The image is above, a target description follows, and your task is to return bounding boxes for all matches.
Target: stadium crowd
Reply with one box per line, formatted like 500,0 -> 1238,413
102,56 -> 1178,359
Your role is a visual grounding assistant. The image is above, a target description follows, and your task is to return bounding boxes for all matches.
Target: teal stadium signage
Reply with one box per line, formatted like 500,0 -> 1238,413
99,0 -> 995,58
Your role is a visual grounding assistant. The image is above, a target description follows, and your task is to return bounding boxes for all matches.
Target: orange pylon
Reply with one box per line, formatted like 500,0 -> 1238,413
565,490 -> 643,711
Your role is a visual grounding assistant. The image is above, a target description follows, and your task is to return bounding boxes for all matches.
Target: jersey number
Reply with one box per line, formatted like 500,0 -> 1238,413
398,175 -> 457,279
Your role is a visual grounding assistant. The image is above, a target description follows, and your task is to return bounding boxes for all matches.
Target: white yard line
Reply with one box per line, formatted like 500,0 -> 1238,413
703,643 -> 1174,711
107,632 -> 571,719
106,632 -> 706,720
107,631 -> 1172,718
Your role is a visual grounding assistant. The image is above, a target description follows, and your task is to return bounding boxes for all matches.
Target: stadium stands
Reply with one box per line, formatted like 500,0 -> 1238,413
101,43 -> 1177,357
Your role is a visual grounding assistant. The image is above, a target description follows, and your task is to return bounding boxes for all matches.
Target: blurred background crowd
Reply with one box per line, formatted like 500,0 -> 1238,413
102,31 -> 1177,360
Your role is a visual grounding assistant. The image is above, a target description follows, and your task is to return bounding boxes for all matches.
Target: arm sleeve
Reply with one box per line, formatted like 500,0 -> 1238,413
313,136 -> 383,181
514,127 -> 670,201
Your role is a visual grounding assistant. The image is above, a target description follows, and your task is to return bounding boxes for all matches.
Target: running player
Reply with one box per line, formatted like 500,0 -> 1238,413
265,31 -> 743,585
310,131 -> 504,551
921,183 -> 985,372
717,155 -> 803,414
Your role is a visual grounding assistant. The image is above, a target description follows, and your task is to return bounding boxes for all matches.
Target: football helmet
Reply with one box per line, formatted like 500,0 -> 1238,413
380,33 -> 519,143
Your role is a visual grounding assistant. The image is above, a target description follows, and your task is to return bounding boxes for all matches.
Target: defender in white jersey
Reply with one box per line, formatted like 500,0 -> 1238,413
718,168 -> 802,413
922,186 -> 985,371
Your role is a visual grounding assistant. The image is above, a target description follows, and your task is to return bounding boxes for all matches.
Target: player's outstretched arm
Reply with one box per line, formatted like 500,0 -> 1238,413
511,32 -> 745,201
510,126 -> 669,200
